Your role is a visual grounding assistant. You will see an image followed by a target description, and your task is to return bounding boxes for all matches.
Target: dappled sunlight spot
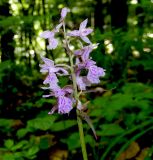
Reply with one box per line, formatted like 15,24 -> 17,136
9,0 -> 22,16
143,33 -> 153,39
104,39 -> 114,54
72,7 -> 79,14
37,36 -> 45,49
29,50 -> 35,57
25,53 -> 29,57
131,46 -> 140,57
92,43 -> 99,49
69,45 -> 74,50
143,48 -> 151,53
16,60 -> 20,64
58,4 -> 65,9
13,35 -> 19,39
132,50 -> 140,58
147,33 -> 153,38
130,0 -> 138,4
34,21 -> 41,30
128,18 -> 138,26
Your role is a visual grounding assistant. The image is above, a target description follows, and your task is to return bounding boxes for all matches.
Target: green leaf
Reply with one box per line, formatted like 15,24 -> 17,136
39,135 -> 54,150
51,120 -> 77,132
4,139 -> 14,149
3,153 -> 15,160
61,133 -> 80,150
97,124 -> 125,136
11,140 -> 28,151
26,146 -> 39,157
14,152 -> 24,160
27,115 -> 57,131
17,128 -> 28,138
0,119 -> 13,130
85,135 -> 94,145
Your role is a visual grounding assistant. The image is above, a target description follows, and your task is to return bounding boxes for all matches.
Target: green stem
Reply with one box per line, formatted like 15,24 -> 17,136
77,110 -> 88,160
62,21 -> 88,160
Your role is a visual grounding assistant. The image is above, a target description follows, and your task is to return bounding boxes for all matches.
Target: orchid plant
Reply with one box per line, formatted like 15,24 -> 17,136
39,7 -> 105,160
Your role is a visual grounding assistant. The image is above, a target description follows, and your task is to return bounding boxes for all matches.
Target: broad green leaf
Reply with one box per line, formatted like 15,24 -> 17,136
14,152 -> 24,160
27,116 -> 57,131
97,124 -> 125,136
39,135 -> 54,150
26,146 -> 39,157
0,119 -> 13,130
51,120 -> 77,132
17,128 -> 28,138
4,139 -> 14,149
3,153 -> 15,160
11,140 -> 28,151
61,133 -> 80,150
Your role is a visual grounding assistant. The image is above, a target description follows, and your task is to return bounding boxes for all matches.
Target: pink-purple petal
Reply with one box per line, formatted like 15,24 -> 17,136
43,73 -> 59,85
58,96 -> 73,114
47,38 -> 58,50
80,36 -> 91,44
74,49 -> 83,56
67,30 -> 80,36
79,19 -> 88,30
43,94 -> 52,98
87,65 -> 105,84
76,76 -> 86,90
56,67 -> 69,75
55,23 -> 63,32
48,105 -> 58,114
40,30 -> 54,39
63,85 -> 73,93
41,56 -> 54,66
60,7 -> 70,21
82,46 -> 93,61
80,28 -> 93,37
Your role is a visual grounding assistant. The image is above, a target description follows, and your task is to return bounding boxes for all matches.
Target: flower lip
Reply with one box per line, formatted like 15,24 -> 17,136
58,96 -> 73,114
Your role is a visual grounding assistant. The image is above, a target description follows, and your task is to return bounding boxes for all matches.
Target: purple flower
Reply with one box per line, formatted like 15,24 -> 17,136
43,73 -> 59,89
74,44 -> 99,62
40,56 -> 69,91
40,56 -> 55,73
48,96 -> 73,114
74,45 -> 93,62
67,19 -> 93,44
87,65 -> 105,83
53,85 -> 73,97
76,76 -> 91,90
47,86 -> 73,114
76,76 -> 86,90
58,96 -> 73,114
40,30 -> 58,49
60,7 -> 70,22
76,58 -> 96,71
40,56 -> 68,75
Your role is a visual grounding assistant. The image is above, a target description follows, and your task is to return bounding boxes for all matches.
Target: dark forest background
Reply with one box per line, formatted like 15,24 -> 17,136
0,0 -> 153,159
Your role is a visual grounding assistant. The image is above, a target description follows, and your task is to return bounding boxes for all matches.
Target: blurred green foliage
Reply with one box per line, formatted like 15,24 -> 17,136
0,0 -> 153,159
